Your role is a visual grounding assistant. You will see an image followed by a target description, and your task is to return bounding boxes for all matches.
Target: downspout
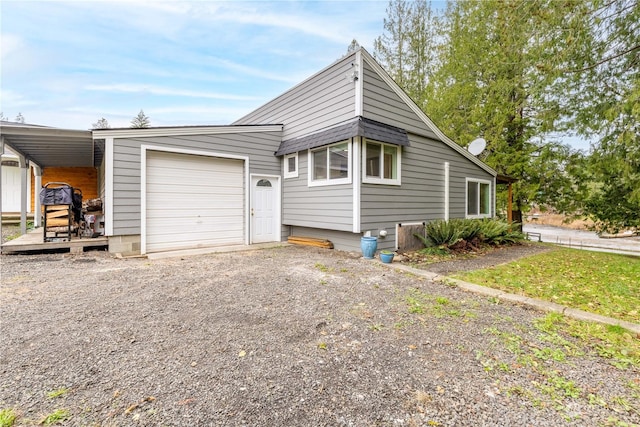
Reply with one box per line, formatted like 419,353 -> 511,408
444,162 -> 450,221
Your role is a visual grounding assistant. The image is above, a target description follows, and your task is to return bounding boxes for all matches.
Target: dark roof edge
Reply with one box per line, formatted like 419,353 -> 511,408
275,116 -> 409,156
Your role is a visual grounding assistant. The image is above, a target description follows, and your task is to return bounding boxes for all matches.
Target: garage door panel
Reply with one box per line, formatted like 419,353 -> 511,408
145,150 -> 245,253
147,228 -> 243,243
146,198 -> 244,211
145,215 -> 244,226
147,171 -> 243,187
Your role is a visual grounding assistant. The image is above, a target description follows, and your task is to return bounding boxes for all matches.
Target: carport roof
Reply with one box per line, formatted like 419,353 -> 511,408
0,121 -> 97,168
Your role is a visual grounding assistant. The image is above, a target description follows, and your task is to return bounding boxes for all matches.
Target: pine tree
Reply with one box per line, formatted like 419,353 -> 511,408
130,110 -> 151,128
346,39 -> 360,54
92,118 -> 111,129
373,0 -> 439,108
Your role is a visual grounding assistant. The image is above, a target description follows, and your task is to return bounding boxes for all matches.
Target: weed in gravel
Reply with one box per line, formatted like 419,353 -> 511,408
403,289 -> 475,319
487,296 -> 501,304
46,388 -> 68,399
40,408 -> 70,425
539,313 -> 640,369
368,323 -> 384,331
484,326 -> 525,355
0,408 -> 17,427
627,379 -> 640,397
605,416 -> 637,426
314,262 -> 329,272
537,370 -> 582,400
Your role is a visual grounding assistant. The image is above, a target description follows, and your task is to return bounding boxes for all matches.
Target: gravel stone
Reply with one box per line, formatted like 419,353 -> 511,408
0,241 -> 638,426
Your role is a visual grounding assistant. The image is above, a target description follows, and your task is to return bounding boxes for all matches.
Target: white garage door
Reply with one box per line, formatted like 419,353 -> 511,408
145,150 -> 244,253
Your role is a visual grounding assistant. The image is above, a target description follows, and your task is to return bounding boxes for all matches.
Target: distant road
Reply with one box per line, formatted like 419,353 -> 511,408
523,224 -> 640,256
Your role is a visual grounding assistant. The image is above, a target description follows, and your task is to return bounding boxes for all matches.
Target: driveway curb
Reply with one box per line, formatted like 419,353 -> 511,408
382,261 -> 640,336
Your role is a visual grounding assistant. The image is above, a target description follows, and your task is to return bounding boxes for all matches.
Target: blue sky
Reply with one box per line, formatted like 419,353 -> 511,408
1,0 -> 398,129
1,0 -> 589,150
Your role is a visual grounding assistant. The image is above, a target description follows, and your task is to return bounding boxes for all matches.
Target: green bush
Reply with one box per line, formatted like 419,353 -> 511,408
415,219 -> 463,247
478,219 -> 525,244
415,218 -> 524,249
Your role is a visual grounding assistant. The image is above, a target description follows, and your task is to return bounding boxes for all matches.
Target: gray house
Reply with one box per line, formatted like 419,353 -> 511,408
90,47 -> 496,256
0,49 -> 496,254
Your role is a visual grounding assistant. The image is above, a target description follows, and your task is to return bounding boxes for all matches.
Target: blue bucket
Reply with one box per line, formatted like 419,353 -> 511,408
361,236 -> 378,259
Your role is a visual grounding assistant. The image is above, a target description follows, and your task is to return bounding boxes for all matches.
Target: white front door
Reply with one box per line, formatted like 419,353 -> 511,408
251,176 -> 279,243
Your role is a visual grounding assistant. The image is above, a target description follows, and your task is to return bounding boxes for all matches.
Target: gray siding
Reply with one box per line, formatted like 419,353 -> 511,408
233,56 -> 357,140
282,150 -> 353,232
111,131 -> 282,236
360,133 -> 495,244
362,59 -> 439,140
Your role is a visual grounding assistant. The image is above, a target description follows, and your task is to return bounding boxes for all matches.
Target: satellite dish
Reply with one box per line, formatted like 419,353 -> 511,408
468,138 -> 486,156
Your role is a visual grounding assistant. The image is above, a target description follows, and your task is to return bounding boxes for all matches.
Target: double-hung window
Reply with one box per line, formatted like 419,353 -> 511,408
466,178 -> 492,217
309,141 -> 351,186
362,140 -> 401,185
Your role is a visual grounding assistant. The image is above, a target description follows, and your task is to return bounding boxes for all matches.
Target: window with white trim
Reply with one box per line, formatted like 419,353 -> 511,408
308,141 -> 351,186
362,140 -> 401,185
466,178 -> 492,217
284,153 -> 298,178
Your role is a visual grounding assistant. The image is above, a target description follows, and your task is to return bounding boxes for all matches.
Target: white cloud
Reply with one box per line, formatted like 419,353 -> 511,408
0,89 -> 38,108
0,33 -> 24,60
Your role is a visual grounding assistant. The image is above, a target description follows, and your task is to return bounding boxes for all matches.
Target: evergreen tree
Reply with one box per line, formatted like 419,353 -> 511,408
373,0 -> 412,89
346,39 -> 360,54
373,0 -> 439,107
130,109 -> 151,128
373,0 -> 639,230
92,117 -> 111,129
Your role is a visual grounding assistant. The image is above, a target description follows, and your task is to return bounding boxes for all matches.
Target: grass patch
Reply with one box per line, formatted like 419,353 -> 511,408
46,388 -> 68,399
404,289 -> 475,319
453,247 -> 640,323
0,408 -> 17,427
40,408 -> 70,425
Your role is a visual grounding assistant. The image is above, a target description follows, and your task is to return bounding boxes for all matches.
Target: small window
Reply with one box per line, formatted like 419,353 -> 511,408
466,179 -> 492,218
284,153 -> 298,178
309,141 -> 351,186
257,179 -> 272,187
363,140 -> 401,185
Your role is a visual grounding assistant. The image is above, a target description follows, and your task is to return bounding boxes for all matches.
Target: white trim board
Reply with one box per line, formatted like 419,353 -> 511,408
95,124 -> 282,139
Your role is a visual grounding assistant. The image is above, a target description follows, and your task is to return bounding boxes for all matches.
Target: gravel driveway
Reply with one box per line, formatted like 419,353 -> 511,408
1,246 -> 638,426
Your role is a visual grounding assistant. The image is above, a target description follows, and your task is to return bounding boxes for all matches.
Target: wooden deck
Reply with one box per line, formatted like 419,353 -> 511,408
1,228 -> 108,254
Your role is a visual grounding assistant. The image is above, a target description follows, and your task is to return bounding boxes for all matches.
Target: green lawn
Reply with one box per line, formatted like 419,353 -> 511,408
453,247 -> 640,324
